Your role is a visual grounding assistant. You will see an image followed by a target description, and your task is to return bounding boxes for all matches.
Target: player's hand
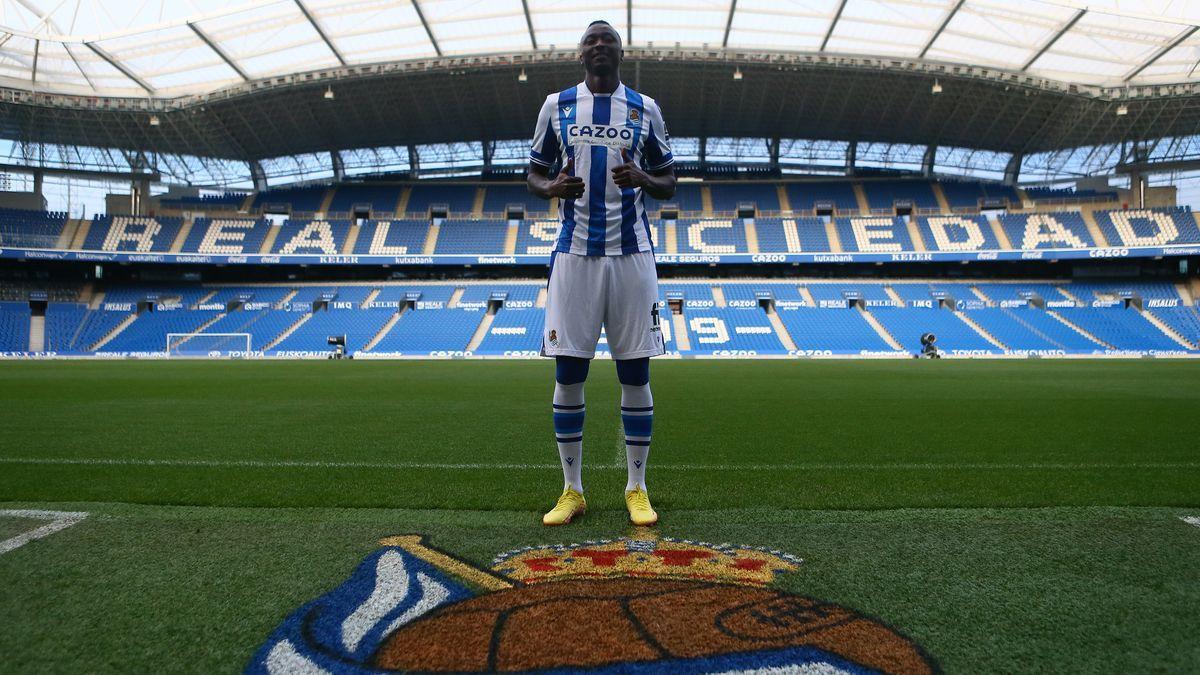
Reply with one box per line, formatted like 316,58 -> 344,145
612,150 -> 649,189
549,158 -> 585,200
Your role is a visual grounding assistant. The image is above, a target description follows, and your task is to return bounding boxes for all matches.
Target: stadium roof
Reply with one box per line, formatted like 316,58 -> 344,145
3,0 -> 1199,96
1,0 -> 1200,162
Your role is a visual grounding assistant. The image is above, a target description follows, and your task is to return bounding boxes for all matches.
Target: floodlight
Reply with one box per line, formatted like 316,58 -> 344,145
324,86 -> 335,100
1116,104 -> 1128,116
518,69 -> 528,83
931,80 -> 942,94
733,68 -> 743,81
149,115 -> 160,126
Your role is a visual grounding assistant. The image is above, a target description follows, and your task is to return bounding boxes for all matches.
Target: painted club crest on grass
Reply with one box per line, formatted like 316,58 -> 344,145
248,535 -> 935,674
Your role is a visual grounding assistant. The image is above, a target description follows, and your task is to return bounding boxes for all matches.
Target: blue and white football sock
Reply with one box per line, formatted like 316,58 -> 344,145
553,356 -> 590,493
620,383 -> 653,491
552,382 -> 585,492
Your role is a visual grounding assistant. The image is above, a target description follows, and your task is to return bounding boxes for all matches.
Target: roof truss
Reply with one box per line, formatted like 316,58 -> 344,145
188,22 -> 249,82
293,0 -> 346,66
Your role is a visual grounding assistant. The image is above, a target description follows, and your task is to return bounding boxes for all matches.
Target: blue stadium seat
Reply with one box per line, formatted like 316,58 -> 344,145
270,307 -> 395,354
1092,208 -> 1200,247
1055,307 -> 1183,351
252,186 -> 328,212
43,302 -> 89,352
181,218 -> 271,254
328,184 -> 401,215
353,219 -> 430,255
775,307 -> 894,353
916,215 -> 1000,251
998,212 -> 1095,249
0,208 -> 68,248
785,182 -> 859,213
862,180 -> 938,210
270,220 -> 351,254
754,217 -> 830,252
433,220 -> 507,254
369,308 -> 483,354
475,308 -> 545,355
0,301 -> 30,351
683,307 -> 786,355
676,218 -> 747,254
708,184 -> 780,213
406,184 -> 477,216
870,307 -> 1000,353
482,184 -> 549,216
835,217 -> 914,252
84,215 -> 184,252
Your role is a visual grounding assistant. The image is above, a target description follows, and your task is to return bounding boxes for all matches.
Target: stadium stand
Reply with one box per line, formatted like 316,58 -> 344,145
482,184 -> 548,216
998,212 -> 1095,249
513,217 -> 561,255
474,308 -> 545,355
182,218 -> 272,254
368,308 -> 483,354
252,186 -> 327,213
83,215 -> 184,252
862,180 -> 939,211
327,184 -> 401,215
0,208 -> 68,248
939,181 -> 1019,209
1054,306 -> 1183,351
709,183 -> 781,213
785,182 -> 859,213
43,302 -> 89,352
870,306 -> 1000,353
159,193 -> 246,209
98,308 -> 220,353
405,184 -> 477,216
916,215 -> 1001,251
683,307 -> 787,354
775,307 -> 895,353
0,301 -> 30,351
676,218 -> 748,254
270,220 -> 351,254
271,307 -> 394,354
1092,208 -> 1200,247
433,220 -> 508,254
352,219 -> 431,255
754,217 -> 831,252
835,217 -> 914,252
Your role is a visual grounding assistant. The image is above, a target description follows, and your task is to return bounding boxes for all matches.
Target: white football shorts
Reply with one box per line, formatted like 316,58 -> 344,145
541,250 -> 666,360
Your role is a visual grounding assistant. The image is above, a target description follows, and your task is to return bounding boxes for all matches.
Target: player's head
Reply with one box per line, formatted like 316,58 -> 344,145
579,20 -> 622,76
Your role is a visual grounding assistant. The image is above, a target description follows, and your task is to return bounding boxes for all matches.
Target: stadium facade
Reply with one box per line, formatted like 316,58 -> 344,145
1,0 -> 1199,359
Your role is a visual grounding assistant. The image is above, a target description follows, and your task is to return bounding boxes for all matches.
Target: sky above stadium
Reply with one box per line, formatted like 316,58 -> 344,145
0,0 -> 1198,98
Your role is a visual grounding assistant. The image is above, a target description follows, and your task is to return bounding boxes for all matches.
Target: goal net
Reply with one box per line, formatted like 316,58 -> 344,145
166,333 -> 252,358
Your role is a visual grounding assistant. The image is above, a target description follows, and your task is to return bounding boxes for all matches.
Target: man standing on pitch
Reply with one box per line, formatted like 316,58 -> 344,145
527,20 -> 676,526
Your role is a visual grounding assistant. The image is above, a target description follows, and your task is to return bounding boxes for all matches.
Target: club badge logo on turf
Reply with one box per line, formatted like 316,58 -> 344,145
248,535 -> 935,673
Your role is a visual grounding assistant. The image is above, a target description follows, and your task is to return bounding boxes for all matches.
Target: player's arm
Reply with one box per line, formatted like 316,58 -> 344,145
611,150 -> 676,200
528,159 -> 584,201
526,96 -> 584,201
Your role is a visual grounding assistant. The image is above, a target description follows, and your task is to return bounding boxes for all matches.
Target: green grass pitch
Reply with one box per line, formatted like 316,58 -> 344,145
1,359 -> 1198,672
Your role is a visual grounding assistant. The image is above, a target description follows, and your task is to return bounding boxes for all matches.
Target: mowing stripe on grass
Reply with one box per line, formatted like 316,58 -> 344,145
2,457 -> 1198,471
0,510 -> 88,556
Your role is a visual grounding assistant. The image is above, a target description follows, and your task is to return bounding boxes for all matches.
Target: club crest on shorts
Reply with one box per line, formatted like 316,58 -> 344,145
247,534 -> 935,673
548,329 -> 559,347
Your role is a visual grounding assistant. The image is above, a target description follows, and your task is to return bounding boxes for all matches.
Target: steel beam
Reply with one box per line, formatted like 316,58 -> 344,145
919,0 -> 964,59
521,0 -> 537,49
189,22 -> 250,82
294,0 -> 346,66
84,42 -> 155,94
820,0 -> 849,52
722,0 -> 738,48
411,0 -> 442,57
1021,9 -> 1085,72
1124,25 -> 1199,82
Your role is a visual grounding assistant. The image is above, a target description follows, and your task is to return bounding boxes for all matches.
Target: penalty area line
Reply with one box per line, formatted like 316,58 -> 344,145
1,457 -> 1199,472
0,510 -> 89,556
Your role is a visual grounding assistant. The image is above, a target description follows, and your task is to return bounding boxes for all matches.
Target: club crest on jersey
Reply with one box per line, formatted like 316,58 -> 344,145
247,534 -> 936,674
567,124 -> 634,150
628,108 -> 641,124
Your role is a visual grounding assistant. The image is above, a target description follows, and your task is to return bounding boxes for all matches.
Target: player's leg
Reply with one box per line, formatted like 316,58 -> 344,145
541,252 -> 604,525
552,356 -> 589,495
616,356 -> 653,491
605,251 -> 664,525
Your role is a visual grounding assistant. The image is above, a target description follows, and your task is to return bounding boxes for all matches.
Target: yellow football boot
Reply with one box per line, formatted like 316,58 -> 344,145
624,487 -> 658,526
542,487 -> 586,526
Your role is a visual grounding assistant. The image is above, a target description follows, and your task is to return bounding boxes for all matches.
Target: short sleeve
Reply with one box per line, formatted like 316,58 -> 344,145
529,97 -> 560,167
641,99 -> 674,172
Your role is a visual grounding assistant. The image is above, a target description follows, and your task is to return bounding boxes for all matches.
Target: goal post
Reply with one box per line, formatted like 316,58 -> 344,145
166,333 -> 252,358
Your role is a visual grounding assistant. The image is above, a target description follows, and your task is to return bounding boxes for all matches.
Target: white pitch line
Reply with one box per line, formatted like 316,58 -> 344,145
1182,516 -> 1200,529
0,510 -> 88,556
0,457 -> 1198,471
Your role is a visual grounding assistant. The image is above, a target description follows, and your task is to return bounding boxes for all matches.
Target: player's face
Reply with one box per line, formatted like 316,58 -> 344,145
580,25 -> 622,76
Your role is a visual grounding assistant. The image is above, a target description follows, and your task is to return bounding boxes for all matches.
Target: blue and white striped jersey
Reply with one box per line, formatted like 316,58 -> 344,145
529,82 -> 674,256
